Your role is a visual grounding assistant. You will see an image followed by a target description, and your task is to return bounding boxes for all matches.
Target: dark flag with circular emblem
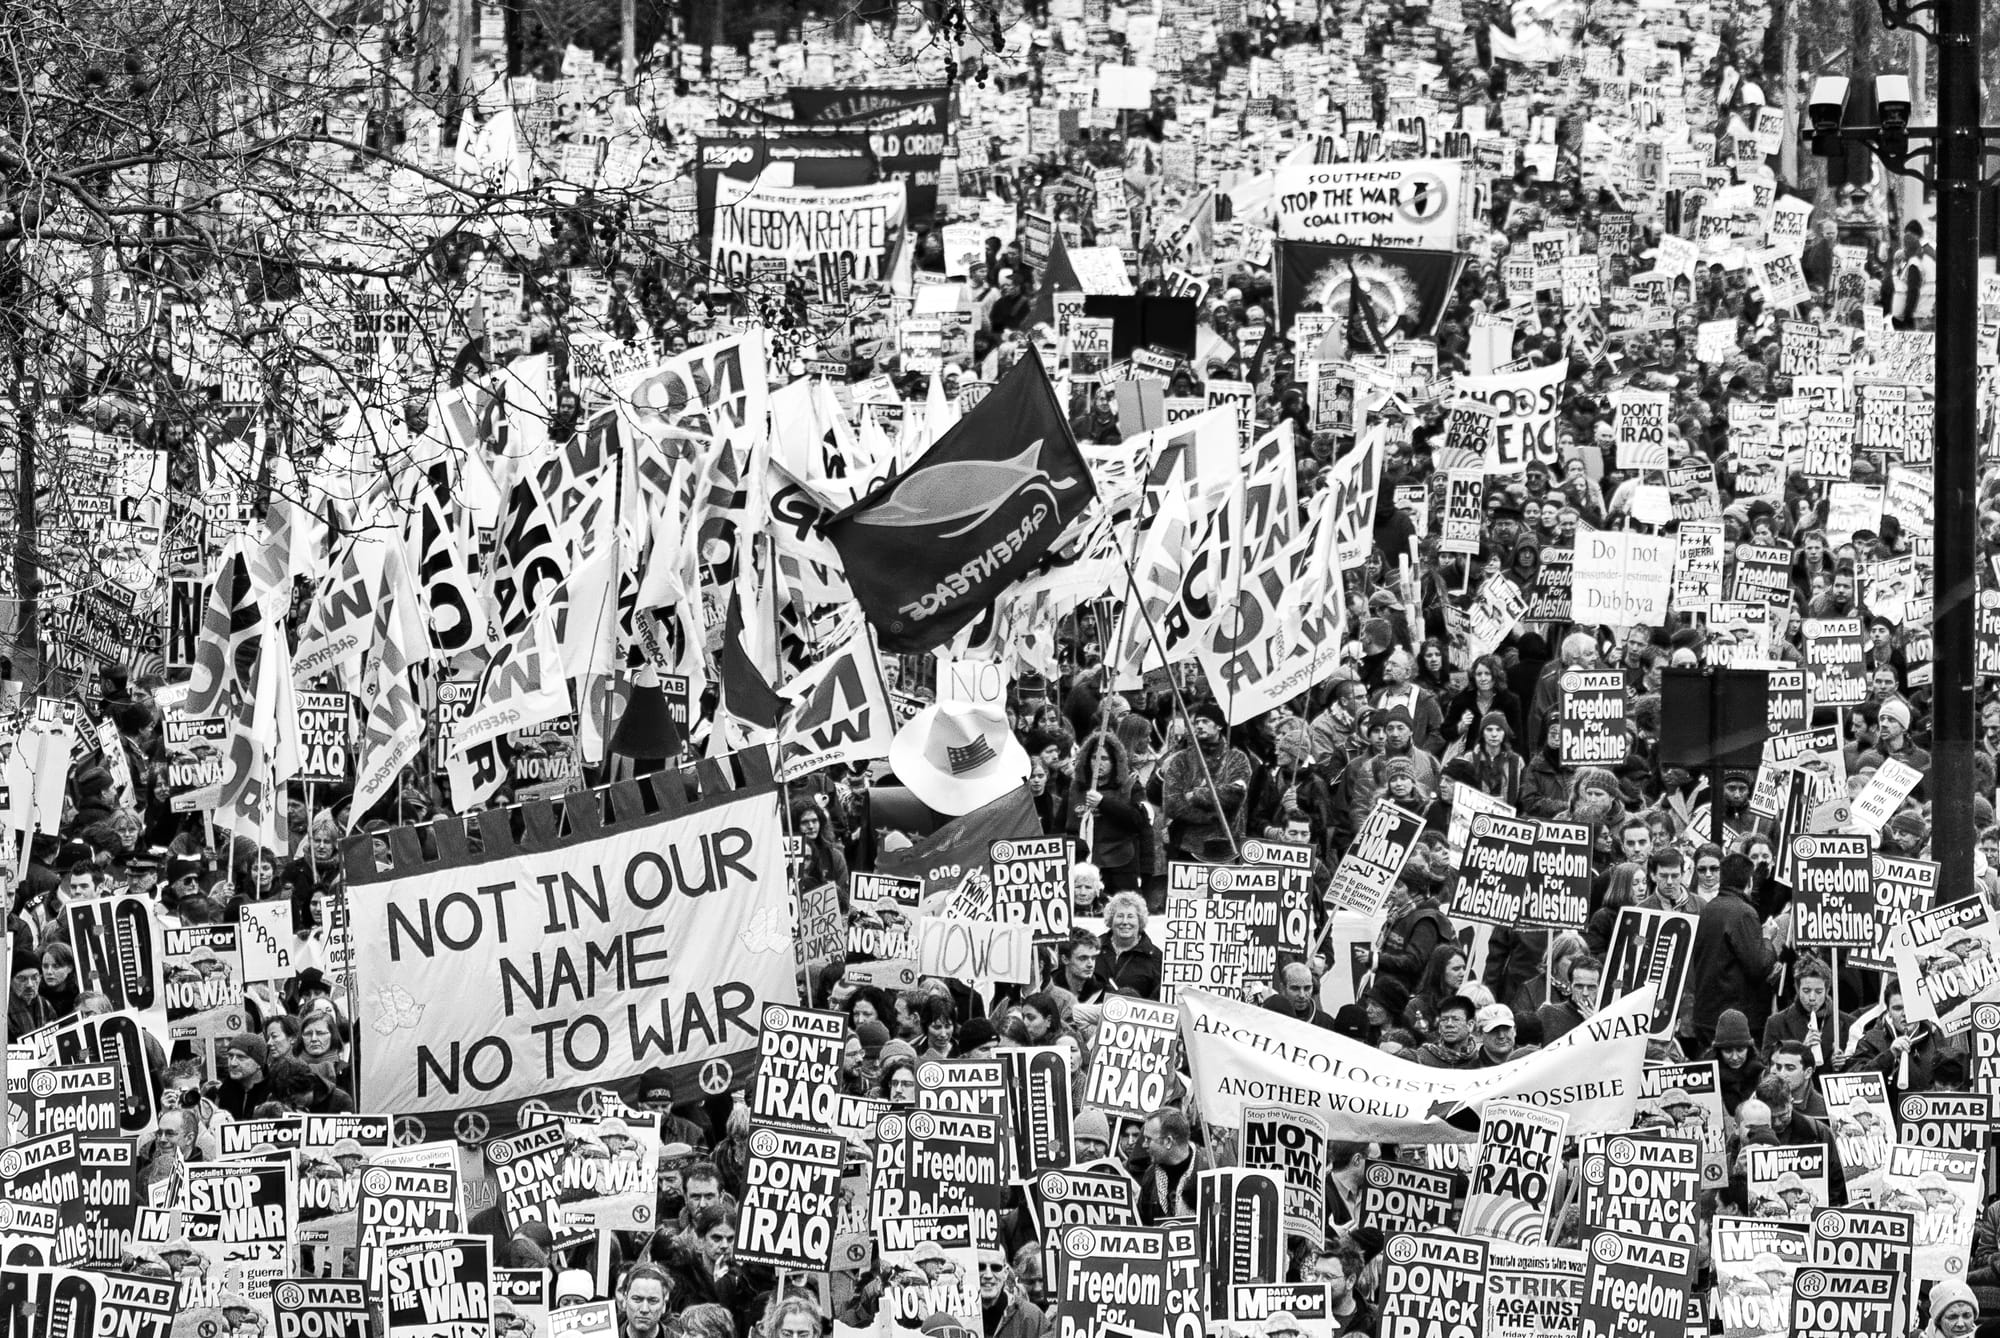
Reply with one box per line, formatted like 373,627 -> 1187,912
1275,240 -> 1467,349
822,352 -> 1096,653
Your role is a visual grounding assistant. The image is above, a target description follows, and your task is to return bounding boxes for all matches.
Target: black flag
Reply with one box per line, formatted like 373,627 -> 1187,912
1275,239 -> 1466,346
823,354 -> 1095,653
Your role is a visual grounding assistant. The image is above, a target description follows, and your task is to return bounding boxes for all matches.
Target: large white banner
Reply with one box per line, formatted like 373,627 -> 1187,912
1572,530 -> 1676,627
1180,985 -> 1655,1141
1274,157 -> 1465,248
711,179 -> 907,293
1454,362 -> 1568,472
348,768 -> 796,1115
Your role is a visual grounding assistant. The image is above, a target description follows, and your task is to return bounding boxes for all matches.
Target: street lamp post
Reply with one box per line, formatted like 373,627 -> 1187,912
1806,0 -> 1994,900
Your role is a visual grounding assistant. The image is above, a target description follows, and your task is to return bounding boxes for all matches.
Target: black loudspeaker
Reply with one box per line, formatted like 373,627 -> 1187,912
1658,667 -> 1772,770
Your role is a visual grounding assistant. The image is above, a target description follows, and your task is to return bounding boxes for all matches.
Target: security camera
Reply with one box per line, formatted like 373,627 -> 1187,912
1876,74 -> 1912,130
1808,75 -> 1851,134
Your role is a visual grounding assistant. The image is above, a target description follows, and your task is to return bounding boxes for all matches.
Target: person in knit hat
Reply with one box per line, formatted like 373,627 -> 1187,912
1701,1009 -> 1767,1117
853,1018 -> 891,1061
1860,695 -> 1931,776
9,944 -> 54,1037
217,1033 -> 276,1119
1883,808 -> 1930,856
1565,766 -> 1631,863
1073,1109 -> 1113,1161
1920,1279 -> 1978,1337
841,1019 -> 892,1096
954,1017 -> 1000,1058
1378,756 -> 1429,811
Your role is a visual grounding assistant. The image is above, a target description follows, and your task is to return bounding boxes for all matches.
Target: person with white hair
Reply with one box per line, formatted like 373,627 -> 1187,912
1098,891 -> 1161,1000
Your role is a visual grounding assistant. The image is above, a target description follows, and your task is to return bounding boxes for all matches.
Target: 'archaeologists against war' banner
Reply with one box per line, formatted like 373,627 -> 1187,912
345,760 -> 794,1124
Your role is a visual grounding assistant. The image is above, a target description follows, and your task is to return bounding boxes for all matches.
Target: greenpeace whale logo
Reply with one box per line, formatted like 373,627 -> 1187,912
853,440 -> 1078,538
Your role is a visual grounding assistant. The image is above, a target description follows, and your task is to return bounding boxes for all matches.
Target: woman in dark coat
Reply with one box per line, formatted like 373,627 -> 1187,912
790,800 -> 849,898
1442,654 -> 1524,749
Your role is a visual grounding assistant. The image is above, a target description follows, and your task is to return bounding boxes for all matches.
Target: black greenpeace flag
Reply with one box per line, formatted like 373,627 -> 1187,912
1275,240 -> 1465,343
823,353 -> 1095,653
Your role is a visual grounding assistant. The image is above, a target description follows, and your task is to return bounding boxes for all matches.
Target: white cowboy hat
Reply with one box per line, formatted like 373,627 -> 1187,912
888,701 -> 1030,816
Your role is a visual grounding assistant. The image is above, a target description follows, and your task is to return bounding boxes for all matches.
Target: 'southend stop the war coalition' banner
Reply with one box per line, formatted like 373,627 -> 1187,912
345,755 -> 795,1121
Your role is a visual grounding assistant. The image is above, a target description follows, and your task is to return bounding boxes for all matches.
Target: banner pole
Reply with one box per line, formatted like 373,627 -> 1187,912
1117,555 -> 1240,862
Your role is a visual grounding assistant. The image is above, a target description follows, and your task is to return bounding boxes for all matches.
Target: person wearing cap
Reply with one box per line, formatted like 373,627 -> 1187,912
1658,1088 -> 1705,1128
1160,701 -> 1252,863
1263,1313 -> 1302,1338
1472,1003 -> 1535,1067
163,855 -> 206,907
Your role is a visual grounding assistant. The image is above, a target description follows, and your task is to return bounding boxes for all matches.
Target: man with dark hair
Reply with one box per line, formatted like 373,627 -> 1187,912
1768,1040 -> 1828,1119
1047,928 -> 1110,1003
1324,1142 -> 1369,1224
1133,1106 -> 1207,1223
1640,848 -> 1700,914
1535,956 -> 1601,1045
1303,1241 -> 1374,1335
1161,703 -> 1252,863
618,1262 -> 672,1338
1754,1074 -> 1848,1206
1415,996 -> 1480,1068
1683,853 -> 1778,1054
1891,218 -> 1935,330
676,1163 -> 731,1231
